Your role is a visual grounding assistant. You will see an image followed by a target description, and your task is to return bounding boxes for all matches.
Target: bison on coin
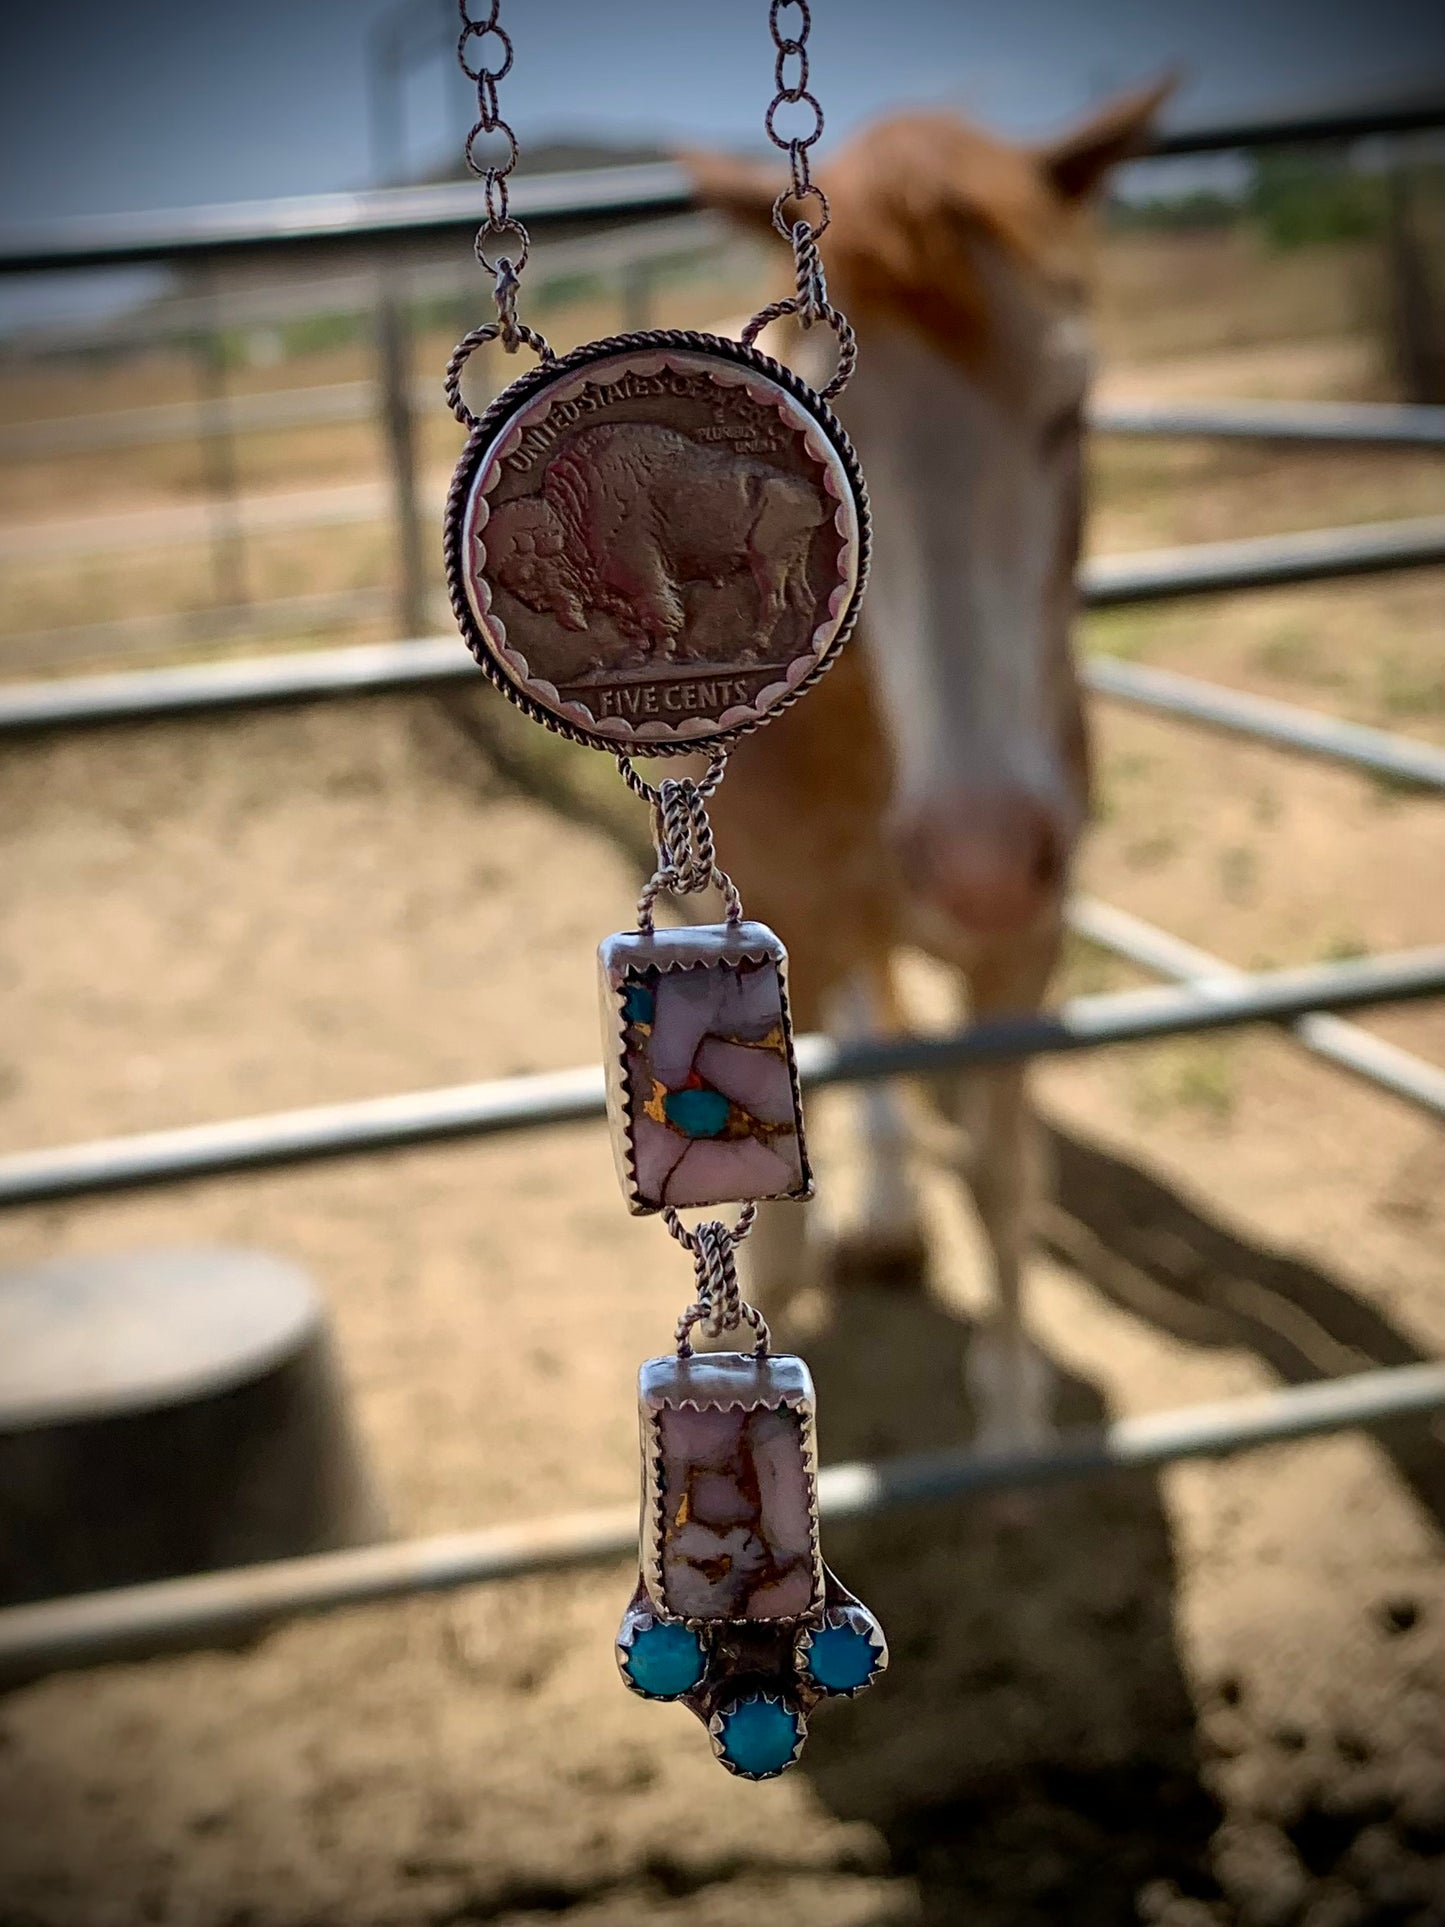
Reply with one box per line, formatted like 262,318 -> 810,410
484,424 -> 830,662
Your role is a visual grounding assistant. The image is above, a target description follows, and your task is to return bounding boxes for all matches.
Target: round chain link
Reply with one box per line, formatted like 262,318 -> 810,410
764,0 -> 829,240
616,750 -> 729,806
455,0 -> 540,352
444,314 -> 554,428
744,0 -> 856,397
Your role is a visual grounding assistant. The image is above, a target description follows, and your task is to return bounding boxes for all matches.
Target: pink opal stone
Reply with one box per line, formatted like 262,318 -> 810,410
693,1037 -> 797,1123
652,1397 -> 817,1620
601,928 -> 809,1202
599,923 -> 810,1213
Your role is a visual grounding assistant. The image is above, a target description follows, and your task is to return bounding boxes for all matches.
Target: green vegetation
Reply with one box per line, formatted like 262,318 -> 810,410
1134,1038 -> 1239,1123
1108,150 -> 1387,251
1247,152 -> 1384,251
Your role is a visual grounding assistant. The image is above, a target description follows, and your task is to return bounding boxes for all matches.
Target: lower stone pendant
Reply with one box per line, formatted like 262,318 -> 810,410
598,921 -> 812,1215
616,1351 -> 886,1779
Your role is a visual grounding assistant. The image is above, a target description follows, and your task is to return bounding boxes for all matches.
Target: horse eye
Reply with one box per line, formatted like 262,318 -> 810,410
1040,401 -> 1083,454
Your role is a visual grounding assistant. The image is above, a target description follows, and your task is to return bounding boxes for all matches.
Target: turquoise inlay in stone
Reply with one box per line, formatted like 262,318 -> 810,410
622,1620 -> 705,1698
803,1623 -> 878,1693
662,1086 -> 731,1138
717,1697 -> 801,1777
622,983 -> 655,1026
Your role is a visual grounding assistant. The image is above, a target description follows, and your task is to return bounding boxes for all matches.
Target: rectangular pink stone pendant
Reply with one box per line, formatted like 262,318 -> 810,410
640,1351 -> 823,1622
615,1351 -> 887,1780
597,921 -> 812,1215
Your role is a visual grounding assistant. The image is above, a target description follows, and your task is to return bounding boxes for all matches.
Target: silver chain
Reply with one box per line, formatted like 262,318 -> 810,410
450,0 -> 552,413
746,0 -> 856,398
457,0 -> 526,272
617,753 -> 744,931
667,1205 -> 769,1358
764,0 -> 829,243
449,0 -> 855,416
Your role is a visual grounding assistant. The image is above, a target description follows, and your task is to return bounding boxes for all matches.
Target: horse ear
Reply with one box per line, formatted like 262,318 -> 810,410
680,149 -> 784,234
1037,77 -> 1176,202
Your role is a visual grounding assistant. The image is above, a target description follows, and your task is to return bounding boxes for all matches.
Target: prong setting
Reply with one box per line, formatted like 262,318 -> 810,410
796,1603 -> 889,1697
708,1692 -> 808,1780
616,1605 -> 707,1701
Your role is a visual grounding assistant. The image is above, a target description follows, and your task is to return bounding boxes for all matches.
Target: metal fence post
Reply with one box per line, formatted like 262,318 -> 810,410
375,266 -> 429,638
190,259 -> 249,621
620,259 -> 653,332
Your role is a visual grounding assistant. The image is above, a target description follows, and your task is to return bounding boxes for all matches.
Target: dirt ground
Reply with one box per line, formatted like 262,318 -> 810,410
1,222 -> 1444,1924
0,635 -> 1442,1926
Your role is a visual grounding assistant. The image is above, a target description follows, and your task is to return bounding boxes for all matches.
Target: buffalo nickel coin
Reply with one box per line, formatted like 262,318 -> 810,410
445,331 -> 868,754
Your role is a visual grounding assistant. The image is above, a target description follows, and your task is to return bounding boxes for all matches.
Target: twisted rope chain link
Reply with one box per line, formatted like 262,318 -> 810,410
617,754 -> 744,930
667,1205 -> 769,1358
449,0 -> 552,425
743,0 -> 856,399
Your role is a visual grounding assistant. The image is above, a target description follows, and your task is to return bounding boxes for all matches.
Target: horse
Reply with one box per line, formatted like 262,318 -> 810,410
686,83 -> 1169,1446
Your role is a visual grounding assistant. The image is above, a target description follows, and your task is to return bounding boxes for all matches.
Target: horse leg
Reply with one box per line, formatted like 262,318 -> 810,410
826,958 -> 927,1287
743,961 -> 827,1330
954,921 -> 1062,1449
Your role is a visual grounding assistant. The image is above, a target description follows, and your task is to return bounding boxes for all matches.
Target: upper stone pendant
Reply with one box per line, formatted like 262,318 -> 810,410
598,921 -> 810,1215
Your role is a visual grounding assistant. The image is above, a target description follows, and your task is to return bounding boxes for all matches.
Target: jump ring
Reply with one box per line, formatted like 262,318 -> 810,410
741,296 -> 853,398
457,20 -> 513,81
465,118 -> 518,178
615,750 -> 728,806
474,218 -> 530,273
474,74 -> 501,130
773,43 -> 808,98
764,90 -> 824,150
769,0 -> 810,40
771,181 -> 829,240
663,1201 -> 757,1253
483,172 -> 511,226
444,318 -> 553,426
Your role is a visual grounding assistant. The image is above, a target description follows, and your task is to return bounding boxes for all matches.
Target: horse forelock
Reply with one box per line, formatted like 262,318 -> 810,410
820,114 -> 1088,372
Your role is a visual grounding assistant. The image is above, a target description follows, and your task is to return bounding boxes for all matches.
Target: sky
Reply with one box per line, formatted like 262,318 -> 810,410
1,0 -> 1443,228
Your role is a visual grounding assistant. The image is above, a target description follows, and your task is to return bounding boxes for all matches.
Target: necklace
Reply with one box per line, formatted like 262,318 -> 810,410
444,0 -> 884,1782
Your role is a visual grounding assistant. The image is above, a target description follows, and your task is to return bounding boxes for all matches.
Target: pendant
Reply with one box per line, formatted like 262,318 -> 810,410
617,1351 -> 886,1779
444,330 -> 868,755
598,920 -> 810,1214
443,0 -> 878,1791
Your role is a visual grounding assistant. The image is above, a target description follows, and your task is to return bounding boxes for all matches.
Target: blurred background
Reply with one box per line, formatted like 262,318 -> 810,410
0,2 -> 1443,1923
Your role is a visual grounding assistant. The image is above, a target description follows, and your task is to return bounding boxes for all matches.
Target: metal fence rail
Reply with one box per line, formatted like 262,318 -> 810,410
1068,898 -> 1445,1120
3,1360 -> 1443,1681
8,505 -> 1442,676
1,948 -> 1441,1212
1082,658 -> 1445,792
1093,400 -> 1445,449
10,391 -> 1443,466
5,633 -> 1442,801
1081,515 -> 1445,606
2,96 -> 1444,274
14,489 -> 1445,577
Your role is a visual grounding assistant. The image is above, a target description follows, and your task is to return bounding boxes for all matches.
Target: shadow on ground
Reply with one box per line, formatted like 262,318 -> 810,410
781,1113 -> 1445,1926
783,1281 -> 1223,1927
1042,1120 -> 1445,1528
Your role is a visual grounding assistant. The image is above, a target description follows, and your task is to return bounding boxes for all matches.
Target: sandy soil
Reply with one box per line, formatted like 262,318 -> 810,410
0,641 -> 1440,1925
